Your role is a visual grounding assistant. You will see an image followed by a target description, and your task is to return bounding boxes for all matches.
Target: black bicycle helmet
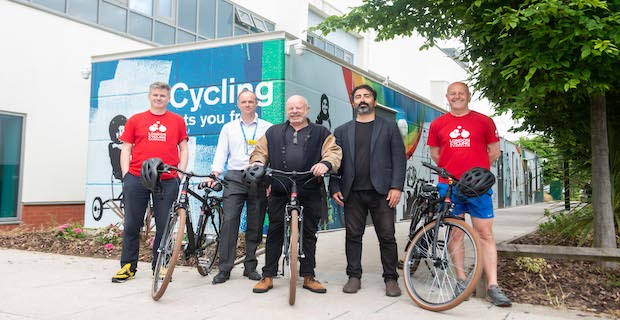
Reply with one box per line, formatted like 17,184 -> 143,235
242,165 -> 266,184
140,157 -> 164,191
458,167 -> 496,198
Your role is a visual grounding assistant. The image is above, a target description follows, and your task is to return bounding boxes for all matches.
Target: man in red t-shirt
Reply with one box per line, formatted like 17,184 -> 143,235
112,82 -> 189,283
427,82 -> 511,307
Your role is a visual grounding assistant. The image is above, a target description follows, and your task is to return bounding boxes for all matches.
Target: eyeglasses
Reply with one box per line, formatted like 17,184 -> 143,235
293,131 -> 298,145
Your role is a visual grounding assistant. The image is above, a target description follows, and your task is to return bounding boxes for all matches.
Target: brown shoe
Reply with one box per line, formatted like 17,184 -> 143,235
253,277 -> 273,293
303,276 -> 327,293
342,277 -> 361,294
385,280 -> 401,297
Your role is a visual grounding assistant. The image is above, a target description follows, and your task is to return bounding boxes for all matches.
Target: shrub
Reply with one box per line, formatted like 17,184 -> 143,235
56,223 -> 86,240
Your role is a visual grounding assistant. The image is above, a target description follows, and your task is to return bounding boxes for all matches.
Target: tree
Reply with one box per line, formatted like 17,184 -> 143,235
314,0 -> 620,256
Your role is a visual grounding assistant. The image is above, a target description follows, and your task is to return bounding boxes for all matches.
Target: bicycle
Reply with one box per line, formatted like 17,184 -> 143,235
149,163 -> 227,301
402,162 -> 483,312
258,167 -> 338,306
405,178 -> 440,252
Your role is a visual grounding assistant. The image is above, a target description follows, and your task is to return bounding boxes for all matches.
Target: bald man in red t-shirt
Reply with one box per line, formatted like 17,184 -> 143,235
427,82 -> 511,307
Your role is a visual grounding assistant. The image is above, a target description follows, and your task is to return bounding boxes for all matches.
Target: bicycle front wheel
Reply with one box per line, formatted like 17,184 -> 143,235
196,206 -> 221,276
152,208 -> 186,301
288,209 -> 299,306
403,217 -> 482,312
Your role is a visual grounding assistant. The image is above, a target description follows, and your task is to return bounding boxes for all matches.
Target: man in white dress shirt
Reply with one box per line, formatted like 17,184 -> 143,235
206,90 -> 272,284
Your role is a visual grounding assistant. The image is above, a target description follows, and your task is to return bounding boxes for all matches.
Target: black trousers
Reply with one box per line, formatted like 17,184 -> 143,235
218,170 -> 268,272
120,173 -> 179,271
344,190 -> 399,281
262,192 -> 322,278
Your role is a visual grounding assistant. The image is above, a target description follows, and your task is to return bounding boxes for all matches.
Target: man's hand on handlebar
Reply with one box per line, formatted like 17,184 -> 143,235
310,162 -> 329,177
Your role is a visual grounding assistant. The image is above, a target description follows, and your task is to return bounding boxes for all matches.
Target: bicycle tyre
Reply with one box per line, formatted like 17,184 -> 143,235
152,208 -> 186,301
197,206 -> 221,276
289,209 -> 299,306
92,197 -> 104,221
403,217 -> 482,312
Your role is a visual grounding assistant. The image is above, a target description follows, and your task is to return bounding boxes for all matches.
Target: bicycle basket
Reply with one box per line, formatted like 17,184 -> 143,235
458,167 -> 495,198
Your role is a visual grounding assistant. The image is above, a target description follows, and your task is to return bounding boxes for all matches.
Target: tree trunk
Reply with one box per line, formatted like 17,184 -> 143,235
564,160 -> 570,211
590,93 -> 617,268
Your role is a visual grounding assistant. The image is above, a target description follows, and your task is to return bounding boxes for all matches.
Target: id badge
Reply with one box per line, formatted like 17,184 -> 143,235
245,142 -> 256,155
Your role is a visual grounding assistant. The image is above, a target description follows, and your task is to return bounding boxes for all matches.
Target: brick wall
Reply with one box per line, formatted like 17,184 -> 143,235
0,204 -> 84,231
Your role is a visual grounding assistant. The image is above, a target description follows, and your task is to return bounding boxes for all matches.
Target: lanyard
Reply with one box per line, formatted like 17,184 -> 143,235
240,120 -> 258,143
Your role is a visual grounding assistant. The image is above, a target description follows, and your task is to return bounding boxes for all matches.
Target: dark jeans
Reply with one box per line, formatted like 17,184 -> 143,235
120,173 -> 179,272
344,190 -> 399,281
262,192 -> 322,278
218,170 -> 267,272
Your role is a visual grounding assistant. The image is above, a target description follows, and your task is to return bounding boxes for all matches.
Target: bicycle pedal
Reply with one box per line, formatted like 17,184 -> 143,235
197,256 -> 211,267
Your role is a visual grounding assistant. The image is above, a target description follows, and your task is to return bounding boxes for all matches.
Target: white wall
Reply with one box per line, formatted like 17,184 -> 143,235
0,1 -> 152,203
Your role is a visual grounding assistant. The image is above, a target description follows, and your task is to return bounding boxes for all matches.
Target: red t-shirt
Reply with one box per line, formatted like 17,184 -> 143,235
120,110 -> 188,180
427,110 -> 499,181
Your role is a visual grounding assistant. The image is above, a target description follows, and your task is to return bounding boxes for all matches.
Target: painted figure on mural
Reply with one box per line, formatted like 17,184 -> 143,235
315,94 -> 332,131
108,115 -> 127,182
427,81 -> 511,307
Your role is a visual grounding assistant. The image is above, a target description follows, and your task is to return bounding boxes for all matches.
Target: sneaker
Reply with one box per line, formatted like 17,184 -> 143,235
253,277 -> 273,293
112,263 -> 135,283
486,285 -> 512,307
303,276 -> 327,293
385,280 -> 401,297
454,279 -> 469,300
342,277 -> 361,294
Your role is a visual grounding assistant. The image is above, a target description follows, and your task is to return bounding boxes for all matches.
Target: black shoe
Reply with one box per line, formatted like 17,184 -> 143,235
243,269 -> 262,281
212,271 -> 230,284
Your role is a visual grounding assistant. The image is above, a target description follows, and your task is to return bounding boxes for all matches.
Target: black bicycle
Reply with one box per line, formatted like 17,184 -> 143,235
260,167 -> 338,306
402,162 -> 483,312
149,163 -> 226,301
405,178 -> 441,252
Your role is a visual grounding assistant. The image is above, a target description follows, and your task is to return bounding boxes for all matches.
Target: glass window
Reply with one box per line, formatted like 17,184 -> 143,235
217,0 -> 233,38
315,38 -> 325,50
252,16 -> 267,32
325,42 -> 335,55
130,0 -> 153,16
100,2 -> 128,32
198,0 -> 215,38
128,12 -> 153,40
234,8 -> 254,27
265,21 -> 275,31
156,0 -> 174,21
67,0 -> 98,22
33,0 -> 65,12
234,26 -> 248,36
177,29 -> 196,43
104,0 -> 128,5
344,53 -> 353,64
0,112 -> 24,220
178,0 -> 197,32
154,21 -> 175,45
335,47 -> 344,60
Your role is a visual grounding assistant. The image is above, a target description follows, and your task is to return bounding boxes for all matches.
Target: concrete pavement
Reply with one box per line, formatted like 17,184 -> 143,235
0,202 -> 610,320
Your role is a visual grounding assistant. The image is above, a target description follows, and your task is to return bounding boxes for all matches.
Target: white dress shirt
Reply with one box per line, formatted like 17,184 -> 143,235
211,113 -> 272,173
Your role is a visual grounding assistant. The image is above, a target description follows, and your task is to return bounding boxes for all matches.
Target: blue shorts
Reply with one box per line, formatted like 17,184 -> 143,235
437,183 -> 494,219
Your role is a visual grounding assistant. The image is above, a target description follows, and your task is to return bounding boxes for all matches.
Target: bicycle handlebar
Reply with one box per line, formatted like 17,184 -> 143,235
266,168 -> 339,178
159,164 -> 228,190
422,162 -> 458,181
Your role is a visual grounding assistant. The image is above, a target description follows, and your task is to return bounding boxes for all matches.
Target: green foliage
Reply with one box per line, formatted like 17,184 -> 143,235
539,206 -> 594,246
516,257 -> 548,274
56,223 -> 86,240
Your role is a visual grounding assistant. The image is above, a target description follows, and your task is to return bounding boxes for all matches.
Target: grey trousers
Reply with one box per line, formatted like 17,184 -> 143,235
217,170 -> 268,272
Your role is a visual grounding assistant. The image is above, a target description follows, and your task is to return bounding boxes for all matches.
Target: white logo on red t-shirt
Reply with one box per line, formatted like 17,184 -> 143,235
148,121 -> 167,142
449,125 -> 471,148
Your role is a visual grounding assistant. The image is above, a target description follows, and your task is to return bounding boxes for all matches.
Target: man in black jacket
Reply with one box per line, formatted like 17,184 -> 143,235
249,95 -> 342,294
330,84 -> 406,297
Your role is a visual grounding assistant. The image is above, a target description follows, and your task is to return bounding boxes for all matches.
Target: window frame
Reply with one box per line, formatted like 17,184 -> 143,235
0,110 -> 26,224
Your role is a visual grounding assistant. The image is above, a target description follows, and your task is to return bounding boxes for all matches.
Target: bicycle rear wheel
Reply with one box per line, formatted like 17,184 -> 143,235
152,208 -> 186,301
403,217 -> 482,312
288,209 -> 299,306
196,206 -> 221,276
